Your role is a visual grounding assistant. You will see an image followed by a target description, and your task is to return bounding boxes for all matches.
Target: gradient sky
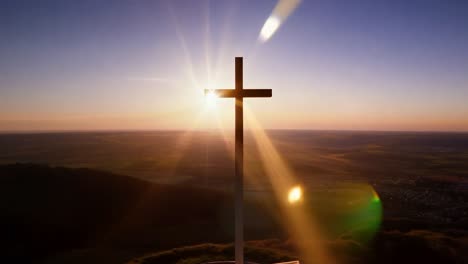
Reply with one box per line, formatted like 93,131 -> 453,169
1,0 -> 467,131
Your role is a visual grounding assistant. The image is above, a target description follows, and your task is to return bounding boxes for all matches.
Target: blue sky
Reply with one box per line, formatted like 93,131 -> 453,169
1,0 -> 467,131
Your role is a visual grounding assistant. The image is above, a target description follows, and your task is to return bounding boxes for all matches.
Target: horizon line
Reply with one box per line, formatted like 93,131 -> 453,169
1,128 -> 468,135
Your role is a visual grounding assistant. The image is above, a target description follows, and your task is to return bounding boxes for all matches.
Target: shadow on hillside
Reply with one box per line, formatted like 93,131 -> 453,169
1,164 -> 467,264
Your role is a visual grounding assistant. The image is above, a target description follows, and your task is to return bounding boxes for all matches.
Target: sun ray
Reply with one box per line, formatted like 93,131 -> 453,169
213,2 -> 236,81
168,3 -> 201,91
167,107 -> 211,172
214,104 -> 234,157
204,0 -> 212,83
125,77 -> 182,84
244,105 -> 335,264
94,108 -> 208,242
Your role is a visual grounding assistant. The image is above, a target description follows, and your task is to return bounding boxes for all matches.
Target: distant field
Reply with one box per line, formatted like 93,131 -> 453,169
1,131 -> 467,224
0,131 -> 467,263
1,130 -> 468,185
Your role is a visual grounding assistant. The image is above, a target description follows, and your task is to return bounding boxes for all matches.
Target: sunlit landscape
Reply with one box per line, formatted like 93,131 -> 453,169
1,0 -> 468,263
1,130 -> 467,263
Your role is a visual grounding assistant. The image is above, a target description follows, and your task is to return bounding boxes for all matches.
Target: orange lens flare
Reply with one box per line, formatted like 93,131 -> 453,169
288,185 -> 303,204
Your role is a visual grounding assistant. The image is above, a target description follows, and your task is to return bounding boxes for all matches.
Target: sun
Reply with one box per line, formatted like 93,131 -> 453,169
205,89 -> 219,108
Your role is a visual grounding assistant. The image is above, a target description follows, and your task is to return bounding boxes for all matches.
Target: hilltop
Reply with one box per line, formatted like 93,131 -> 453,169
0,164 -> 240,263
1,163 -> 467,264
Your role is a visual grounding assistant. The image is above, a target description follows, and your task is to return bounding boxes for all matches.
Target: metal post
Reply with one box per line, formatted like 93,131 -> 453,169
234,57 -> 244,264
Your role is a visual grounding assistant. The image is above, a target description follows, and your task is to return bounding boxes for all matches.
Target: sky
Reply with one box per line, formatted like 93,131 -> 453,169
1,0 -> 467,132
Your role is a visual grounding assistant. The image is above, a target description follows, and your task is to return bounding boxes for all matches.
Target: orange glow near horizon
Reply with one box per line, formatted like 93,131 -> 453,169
2,109 -> 468,132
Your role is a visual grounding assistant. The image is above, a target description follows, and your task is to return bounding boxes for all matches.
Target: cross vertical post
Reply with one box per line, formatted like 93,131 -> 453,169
235,57 -> 244,264
205,57 -> 271,264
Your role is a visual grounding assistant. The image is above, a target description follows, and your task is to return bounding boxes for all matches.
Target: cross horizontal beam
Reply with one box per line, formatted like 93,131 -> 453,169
205,89 -> 272,98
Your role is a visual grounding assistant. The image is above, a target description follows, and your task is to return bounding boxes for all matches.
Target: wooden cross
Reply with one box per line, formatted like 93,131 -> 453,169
205,57 -> 272,264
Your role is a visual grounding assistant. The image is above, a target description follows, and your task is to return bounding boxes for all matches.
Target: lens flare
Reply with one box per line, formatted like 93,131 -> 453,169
259,0 -> 302,42
260,16 -> 281,42
323,183 -> 383,244
288,186 -> 302,203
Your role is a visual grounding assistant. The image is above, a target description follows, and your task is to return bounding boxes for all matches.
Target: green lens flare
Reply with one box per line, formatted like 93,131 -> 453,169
338,184 -> 382,244
309,183 -> 383,245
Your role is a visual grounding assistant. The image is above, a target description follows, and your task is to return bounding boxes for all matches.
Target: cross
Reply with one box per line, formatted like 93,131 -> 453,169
205,57 -> 272,264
